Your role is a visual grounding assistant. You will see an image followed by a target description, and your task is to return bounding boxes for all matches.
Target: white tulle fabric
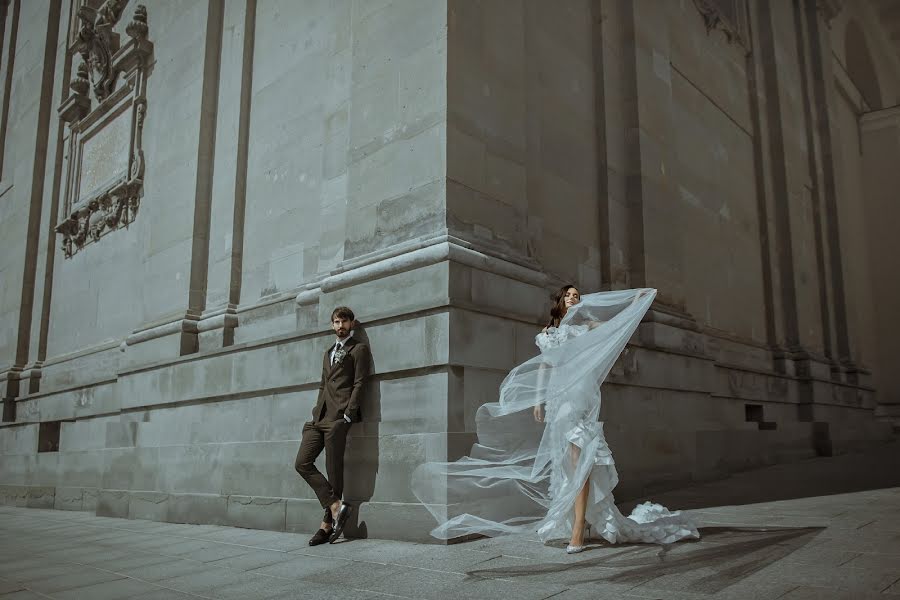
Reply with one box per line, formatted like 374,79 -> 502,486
412,288 -> 699,545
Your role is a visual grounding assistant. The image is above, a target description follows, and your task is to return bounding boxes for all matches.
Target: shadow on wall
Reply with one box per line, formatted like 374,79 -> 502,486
342,323 -> 379,539
621,439 -> 900,512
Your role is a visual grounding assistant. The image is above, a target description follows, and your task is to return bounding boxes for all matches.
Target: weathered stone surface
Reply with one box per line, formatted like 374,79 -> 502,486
0,0 -> 897,544
96,489 -> 129,518
53,486 -> 85,511
225,495 -> 286,532
128,491 -> 169,522
166,492 -> 228,526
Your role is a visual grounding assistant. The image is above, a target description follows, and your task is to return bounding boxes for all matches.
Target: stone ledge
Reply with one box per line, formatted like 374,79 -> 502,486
0,485 -> 56,508
0,486 -> 442,542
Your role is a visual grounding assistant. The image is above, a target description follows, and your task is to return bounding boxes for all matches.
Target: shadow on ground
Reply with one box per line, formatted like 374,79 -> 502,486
623,440 -> 900,511
467,526 -> 824,595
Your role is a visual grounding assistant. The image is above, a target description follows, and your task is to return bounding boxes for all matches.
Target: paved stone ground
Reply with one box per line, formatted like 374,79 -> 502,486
1,441 -> 899,600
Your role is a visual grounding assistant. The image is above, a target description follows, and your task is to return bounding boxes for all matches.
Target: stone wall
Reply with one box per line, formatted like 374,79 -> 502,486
0,0 -> 897,542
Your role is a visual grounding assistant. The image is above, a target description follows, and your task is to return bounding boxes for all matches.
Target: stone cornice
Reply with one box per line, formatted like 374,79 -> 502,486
296,236 -> 549,306
860,104 -> 900,132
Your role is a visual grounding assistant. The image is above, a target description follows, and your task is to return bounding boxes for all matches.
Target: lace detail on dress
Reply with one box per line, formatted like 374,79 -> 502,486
535,324 -> 589,353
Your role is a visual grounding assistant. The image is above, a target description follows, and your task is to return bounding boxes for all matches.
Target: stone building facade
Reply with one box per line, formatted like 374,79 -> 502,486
0,0 -> 897,541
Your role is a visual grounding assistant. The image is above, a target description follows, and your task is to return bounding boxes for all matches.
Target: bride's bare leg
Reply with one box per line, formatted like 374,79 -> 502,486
569,443 -> 589,547
571,478 -> 589,546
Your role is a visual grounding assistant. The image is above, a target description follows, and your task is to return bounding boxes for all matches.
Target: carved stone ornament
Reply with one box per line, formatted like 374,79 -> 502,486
692,0 -> 748,50
56,2 -> 153,259
816,0 -> 844,25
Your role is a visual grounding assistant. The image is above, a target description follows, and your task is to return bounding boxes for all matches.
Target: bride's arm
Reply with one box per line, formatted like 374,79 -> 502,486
534,327 -> 549,422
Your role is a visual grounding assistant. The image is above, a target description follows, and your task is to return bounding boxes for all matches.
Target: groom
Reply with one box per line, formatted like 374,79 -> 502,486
294,306 -> 372,545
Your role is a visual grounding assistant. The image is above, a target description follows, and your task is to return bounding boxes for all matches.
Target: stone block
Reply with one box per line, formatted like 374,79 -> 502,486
54,486 -> 85,511
61,418 -> 109,452
121,331 -> 185,371
24,485 -> 55,508
226,495 -> 286,531
105,421 -> 138,448
322,262 -> 449,325
129,491 -> 169,521
39,347 -> 120,397
285,498 -> 324,534
82,487 -> 99,511
0,423 -> 38,455
449,309 -> 517,371
96,489 -> 129,518
233,298 -> 299,345
375,372 -> 449,435
157,443 -> 224,494
220,440 -> 301,499
57,450 -> 103,488
360,312 -> 450,374
118,366 -> 174,412
351,0 -> 445,85
344,432 -> 449,503
0,485 -> 24,506
32,451 -> 60,486
449,367 -> 506,434
351,500 -> 440,543
100,447 -> 136,490
170,353 -> 235,404
269,391 -> 318,442
198,327 -> 227,353
229,336 -> 323,396
166,492 -> 228,525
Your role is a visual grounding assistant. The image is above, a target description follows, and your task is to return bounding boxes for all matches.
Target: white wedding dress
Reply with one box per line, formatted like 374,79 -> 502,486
412,288 -> 699,545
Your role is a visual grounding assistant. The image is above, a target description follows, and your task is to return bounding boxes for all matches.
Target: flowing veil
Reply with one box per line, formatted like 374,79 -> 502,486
411,288 -> 699,544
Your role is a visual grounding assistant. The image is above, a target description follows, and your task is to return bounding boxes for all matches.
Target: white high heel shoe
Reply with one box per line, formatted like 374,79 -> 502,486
566,523 -> 590,554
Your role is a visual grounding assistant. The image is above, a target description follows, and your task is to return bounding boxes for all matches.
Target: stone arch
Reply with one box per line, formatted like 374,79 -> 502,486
844,19 -> 883,110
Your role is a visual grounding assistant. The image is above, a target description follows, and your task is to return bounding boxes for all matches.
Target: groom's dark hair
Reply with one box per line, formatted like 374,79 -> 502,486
331,306 -> 355,322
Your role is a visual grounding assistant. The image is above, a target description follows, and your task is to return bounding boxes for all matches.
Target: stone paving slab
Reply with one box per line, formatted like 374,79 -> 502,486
1,442 -> 900,599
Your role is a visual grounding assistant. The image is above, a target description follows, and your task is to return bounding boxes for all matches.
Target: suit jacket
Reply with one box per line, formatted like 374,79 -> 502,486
312,336 -> 372,423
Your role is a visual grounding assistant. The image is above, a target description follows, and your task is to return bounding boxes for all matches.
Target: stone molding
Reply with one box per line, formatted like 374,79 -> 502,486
860,105 -> 900,132
296,235 -> 550,306
123,317 -> 197,349
56,3 -> 152,258
197,309 -> 239,334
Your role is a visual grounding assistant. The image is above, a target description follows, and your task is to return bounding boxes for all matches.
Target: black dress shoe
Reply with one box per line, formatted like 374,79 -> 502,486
329,504 -> 352,543
309,528 -> 332,546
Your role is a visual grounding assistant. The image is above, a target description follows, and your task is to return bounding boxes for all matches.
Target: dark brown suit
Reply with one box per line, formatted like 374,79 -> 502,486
294,336 -> 372,509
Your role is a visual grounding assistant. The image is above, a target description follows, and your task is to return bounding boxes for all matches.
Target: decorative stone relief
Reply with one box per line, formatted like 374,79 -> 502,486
693,0 -> 749,50
56,2 -> 152,258
816,0 -> 843,26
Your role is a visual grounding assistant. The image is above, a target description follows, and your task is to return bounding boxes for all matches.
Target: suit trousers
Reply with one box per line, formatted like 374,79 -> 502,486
294,419 -> 351,509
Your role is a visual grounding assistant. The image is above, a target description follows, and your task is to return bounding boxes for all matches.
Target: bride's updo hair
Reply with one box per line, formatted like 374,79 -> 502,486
548,284 -> 577,328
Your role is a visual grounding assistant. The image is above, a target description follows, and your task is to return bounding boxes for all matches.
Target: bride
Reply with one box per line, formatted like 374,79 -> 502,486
412,285 -> 699,552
